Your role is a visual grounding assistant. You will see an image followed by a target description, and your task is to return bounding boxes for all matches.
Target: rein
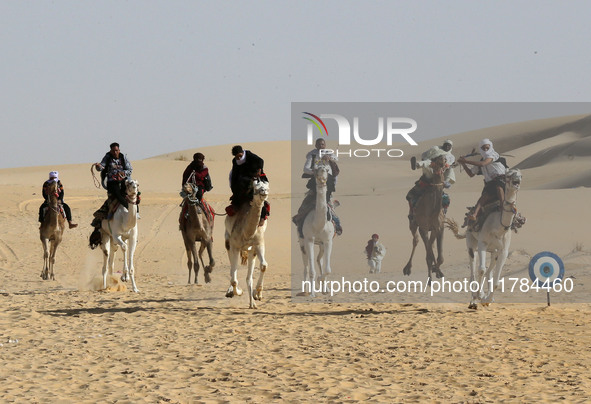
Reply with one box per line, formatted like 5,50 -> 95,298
91,165 -> 102,188
126,194 -> 138,205
500,175 -> 518,229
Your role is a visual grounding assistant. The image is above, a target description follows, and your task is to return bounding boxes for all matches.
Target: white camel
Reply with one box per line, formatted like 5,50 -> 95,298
99,179 -> 140,292
224,179 -> 269,309
446,169 -> 522,309
299,163 -> 335,297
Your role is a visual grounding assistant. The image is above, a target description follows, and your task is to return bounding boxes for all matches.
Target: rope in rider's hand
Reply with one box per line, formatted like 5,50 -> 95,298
91,164 -> 102,189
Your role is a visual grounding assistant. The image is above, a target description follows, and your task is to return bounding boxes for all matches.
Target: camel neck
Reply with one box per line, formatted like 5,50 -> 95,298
500,187 -> 518,229
125,202 -> 138,228
313,183 -> 328,230
243,197 -> 264,240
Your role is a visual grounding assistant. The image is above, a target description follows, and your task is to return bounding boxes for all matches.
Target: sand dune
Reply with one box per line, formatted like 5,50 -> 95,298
1,116 -> 590,402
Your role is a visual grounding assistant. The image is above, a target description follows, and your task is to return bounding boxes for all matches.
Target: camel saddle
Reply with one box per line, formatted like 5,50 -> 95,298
180,198 -> 215,228
41,204 -> 66,221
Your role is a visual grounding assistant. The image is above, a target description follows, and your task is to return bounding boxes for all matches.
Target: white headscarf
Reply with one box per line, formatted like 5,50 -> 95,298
479,139 -> 499,160
422,146 -> 448,161
48,171 -> 59,183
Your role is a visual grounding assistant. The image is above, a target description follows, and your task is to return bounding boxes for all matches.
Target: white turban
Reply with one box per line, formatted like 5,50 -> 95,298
48,171 -> 59,182
479,139 -> 499,160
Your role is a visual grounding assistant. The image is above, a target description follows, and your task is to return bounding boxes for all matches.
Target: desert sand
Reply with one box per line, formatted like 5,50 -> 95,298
1,115 -> 591,402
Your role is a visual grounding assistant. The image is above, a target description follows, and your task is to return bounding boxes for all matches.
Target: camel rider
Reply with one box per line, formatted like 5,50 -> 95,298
414,140 -> 456,187
90,142 -> 137,232
304,138 -> 340,201
227,145 -> 270,225
407,146 -> 451,220
439,140 -> 456,177
458,138 -> 507,221
94,142 -> 133,209
292,138 -> 343,236
366,234 -> 386,274
180,152 -> 214,226
182,152 -> 213,201
38,171 -> 78,229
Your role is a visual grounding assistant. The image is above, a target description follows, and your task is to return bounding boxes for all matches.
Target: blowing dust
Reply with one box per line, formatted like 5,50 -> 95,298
78,253 -> 128,292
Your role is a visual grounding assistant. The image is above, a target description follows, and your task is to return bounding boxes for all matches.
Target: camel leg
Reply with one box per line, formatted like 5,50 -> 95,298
494,233 -> 512,290
254,243 -> 267,301
316,244 -> 324,281
495,246 -> 509,289
427,230 -> 439,279
108,242 -> 117,277
297,240 -> 310,297
482,253 -> 498,305
201,241 -> 215,284
246,253 -> 257,309
483,246 -> 509,305
319,240 -> 332,293
49,240 -> 58,281
120,239 -> 130,282
304,240 -> 318,297
127,233 -> 139,293
225,247 -> 243,298
418,228 -> 436,283
403,222 -> 419,276
101,237 -> 111,290
468,247 -> 479,309
41,238 -> 50,280
434,227 -> 445,278
185,240 -> 199,285
115,235 -> 127,251
477,241 -> 488,298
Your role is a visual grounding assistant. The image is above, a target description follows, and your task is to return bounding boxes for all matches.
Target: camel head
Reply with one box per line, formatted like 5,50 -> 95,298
253,179 -> 269,201
430,155 -> 448,182
125,179 -> 139,196
46,181 -> 60,201
183,182 -> 195,196
505,169 -> 522,191
315,163 -> 330,186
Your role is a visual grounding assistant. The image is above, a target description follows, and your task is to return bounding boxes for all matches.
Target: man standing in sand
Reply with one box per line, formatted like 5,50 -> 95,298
38,171 -> 78,229
458,138 -> 507,221
366,234 -> 386,274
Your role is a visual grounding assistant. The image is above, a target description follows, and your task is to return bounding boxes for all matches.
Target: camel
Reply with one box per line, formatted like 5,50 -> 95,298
180,183 -> 215,284
446,169 -> 522,309
99,179 -> 140,292
403,155 -> 447,282
39,181 -> 65,281
224,179 -> 269,308
298,163 -> 335,297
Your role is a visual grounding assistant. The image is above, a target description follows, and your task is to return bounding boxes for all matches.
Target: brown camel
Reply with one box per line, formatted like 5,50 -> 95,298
39,181 -> 65,280
180,183 -> 215,284
403,155 -> 447,281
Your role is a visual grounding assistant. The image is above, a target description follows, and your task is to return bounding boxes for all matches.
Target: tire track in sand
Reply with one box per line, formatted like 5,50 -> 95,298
0,238 -> 19,268
18,196 -> 100,213
136,203 -> 178,259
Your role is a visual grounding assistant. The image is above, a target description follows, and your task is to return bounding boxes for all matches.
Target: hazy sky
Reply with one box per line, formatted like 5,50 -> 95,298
2,1 -> 591,168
